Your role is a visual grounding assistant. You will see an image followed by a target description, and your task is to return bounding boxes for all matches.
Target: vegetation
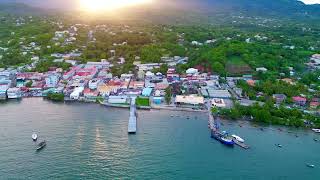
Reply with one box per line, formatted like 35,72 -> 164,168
47,93 -> 64,102
220,102 -> 320,128
165,87 -> 172,105
25,81 -> 32,88
237,79 -> 309,100
136,97 -> 150,107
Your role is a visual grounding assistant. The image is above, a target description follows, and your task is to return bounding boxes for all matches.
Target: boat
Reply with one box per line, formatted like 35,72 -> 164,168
231,135 -> 245,143
312,129 -> 320,133
32,133 -> 38,141
36,141 -> 46,151
211,130 -> 235,146
275,144 -> 282,148
306,164 -> 315,168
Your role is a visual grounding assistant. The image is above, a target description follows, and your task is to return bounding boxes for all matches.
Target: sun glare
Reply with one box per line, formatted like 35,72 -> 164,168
79,0 -> 153,12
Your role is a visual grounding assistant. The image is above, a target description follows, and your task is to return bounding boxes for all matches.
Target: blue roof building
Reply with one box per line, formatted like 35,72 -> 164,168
142,87 -> 153,97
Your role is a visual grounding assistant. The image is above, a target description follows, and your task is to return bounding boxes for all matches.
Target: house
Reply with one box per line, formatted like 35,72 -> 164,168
292,96 -> 307,106
310,98 -> 320,109
272,94 -> 287,104
310,102 -> 319,109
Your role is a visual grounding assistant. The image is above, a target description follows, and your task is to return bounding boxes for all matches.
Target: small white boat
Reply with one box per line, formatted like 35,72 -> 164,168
306,164 -> 315,168
32,133 -> 38,141
232,135 -> 245,143
312,129 -> 320,133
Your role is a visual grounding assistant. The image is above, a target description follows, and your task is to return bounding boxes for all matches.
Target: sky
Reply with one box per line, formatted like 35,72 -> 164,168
300,0 -> 320,4
0,0 -> 320,9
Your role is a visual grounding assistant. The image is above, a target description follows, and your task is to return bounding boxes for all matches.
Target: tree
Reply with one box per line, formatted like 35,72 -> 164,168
25,81 -> 33,88
165,86 -> 172,105
212,62 -> 225,75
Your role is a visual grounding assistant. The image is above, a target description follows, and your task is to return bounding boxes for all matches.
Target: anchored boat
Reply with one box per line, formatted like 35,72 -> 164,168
312,129 -> 320,133
211,130 -> 235,146
32,133 -> 38,141
36,141 -> 46,151
231,134 -> 245,143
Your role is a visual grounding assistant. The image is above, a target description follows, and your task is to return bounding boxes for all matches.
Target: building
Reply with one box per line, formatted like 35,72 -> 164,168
273,94 -> 287,104
129,81 -> 145,89
45,73 -> 60,88
70,87 -> 84,100
7,88 -> 22,99
83,88 -> 99,100
108,95 -> 128,104
211,98 -> 226,108
88,79 -> 101,90
142,88 -> 153,97
207,90 -> 232,99
0,84 -> 9,100
292,96 -> 307,106
153,97 -> 163,105
256,67 -> 268,72
136,63 -> 161,71
175,95 -> 204,105
86,60 -> 111,69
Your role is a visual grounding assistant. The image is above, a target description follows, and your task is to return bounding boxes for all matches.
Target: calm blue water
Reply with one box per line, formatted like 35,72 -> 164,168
0,98 -> 319,179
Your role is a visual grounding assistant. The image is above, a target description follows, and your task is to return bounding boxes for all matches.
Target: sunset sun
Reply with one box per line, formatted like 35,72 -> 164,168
79,0 -> 153,12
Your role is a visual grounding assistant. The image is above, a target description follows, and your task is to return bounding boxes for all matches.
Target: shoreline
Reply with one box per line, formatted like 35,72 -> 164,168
1,97 -> 319,133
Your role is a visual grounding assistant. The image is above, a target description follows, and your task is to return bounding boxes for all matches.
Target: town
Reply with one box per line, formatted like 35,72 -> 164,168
0,14 -> 320,129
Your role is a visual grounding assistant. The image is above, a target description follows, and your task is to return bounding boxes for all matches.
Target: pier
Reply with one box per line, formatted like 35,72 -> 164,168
208,105 -> 250,149
128,97 -> 137,134
233,140 -> 250,149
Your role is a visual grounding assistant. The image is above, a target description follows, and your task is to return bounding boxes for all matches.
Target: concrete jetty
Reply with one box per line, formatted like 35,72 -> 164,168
128,97 -> 137,134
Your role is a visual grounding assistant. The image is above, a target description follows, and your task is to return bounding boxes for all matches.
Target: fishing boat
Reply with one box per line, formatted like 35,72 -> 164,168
312,129 -> 320,133
36,141 -> 46,151
231,135 -> 245,143
211,130 -> 234,146
32,133 -> 38,141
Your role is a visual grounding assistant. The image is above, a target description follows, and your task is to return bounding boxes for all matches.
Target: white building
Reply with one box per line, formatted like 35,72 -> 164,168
108,95 -> 128,104
89,79 -> 101,90
70,87 -> 84,100
211,98 -> 226,108
7,88 -> 22,99
186,68 -> 198,75
0,85 -> 9,100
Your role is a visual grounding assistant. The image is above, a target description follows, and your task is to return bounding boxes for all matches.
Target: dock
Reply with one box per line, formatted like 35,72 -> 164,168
233,140 -> 250,149
208,105 -> 250,149
128,97 -> 137,134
